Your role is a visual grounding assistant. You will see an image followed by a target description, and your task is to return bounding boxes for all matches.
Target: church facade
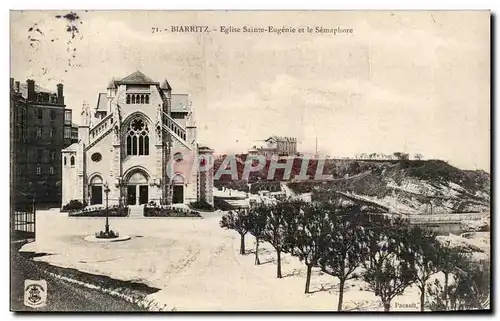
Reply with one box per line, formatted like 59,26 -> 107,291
61,71 -> 214,208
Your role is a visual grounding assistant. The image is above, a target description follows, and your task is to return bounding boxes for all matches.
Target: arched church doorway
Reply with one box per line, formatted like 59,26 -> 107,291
89,175 -> 103,205
172,174 -> 184,204
125,170 -> 149,205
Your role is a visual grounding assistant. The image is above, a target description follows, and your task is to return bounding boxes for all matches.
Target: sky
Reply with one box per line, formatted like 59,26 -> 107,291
10,11 -> 490,171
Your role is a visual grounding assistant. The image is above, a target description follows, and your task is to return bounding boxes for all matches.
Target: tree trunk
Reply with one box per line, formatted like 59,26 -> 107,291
240,234 -> 245,255
337,279 -> 345,311
384,301 -> 391,312
254,237 -> 260,265
304,264 -> 312,293
444,272 -> 449,310
276,250 -> 282,278
420,286 -> 425,311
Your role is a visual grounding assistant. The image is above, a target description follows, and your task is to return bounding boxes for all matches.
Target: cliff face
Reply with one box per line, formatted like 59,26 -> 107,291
288,159 -> 490,215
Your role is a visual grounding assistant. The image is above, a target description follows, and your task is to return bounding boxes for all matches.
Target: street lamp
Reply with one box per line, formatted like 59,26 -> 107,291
95,182 -> 119,240
104,182 -> 110,234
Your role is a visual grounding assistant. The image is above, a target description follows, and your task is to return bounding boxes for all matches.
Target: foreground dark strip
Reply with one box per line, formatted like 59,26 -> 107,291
10,245 -> 159,312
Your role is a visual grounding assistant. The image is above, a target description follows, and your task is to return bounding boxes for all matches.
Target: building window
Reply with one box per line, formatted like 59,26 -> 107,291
37,149 -> 43,161
50,110 -> 56,120
49,128 -> 54,138
64,110 -> 72,126
64,127 -> 71,139
70,156 -> 75,166
126,118 -> 149,156
126,94 -> 150,105
36,166 -> 41,175
174,152 -> 183,162
50,150 -> 56,161
37,109 -> 43,120
91,153 -> 102,162
64,156 -> 67,165
36,127 -> 42,138
49,166 -> 54,175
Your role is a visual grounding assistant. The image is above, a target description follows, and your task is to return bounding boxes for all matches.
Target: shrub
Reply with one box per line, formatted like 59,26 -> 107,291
189,200 -> 214,211
143,205 -> 202,217
62,200 -> 86,212
69,205 -> 129,217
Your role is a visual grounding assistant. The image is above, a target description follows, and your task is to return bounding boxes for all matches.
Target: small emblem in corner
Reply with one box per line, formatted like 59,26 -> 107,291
24,280 -> 47,308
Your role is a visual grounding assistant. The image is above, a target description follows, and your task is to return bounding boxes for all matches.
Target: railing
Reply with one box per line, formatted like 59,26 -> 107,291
405,212 -> 489,223
89,113 -> 114,143
13,208 -> 36,242
162,112 -> 187,141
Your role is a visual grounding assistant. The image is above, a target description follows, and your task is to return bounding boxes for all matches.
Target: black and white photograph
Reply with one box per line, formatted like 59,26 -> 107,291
9,9 -> 491,312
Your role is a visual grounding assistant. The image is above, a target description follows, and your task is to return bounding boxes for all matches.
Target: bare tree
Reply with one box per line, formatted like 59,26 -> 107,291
430,245 -> 466,310
427,259 -> 490,311
361,216 -> 417,311
248,203 -> 269,265
261,200 -> 287,278
406,226 -> 439,311
220,209 -> 250,255
291,202 -> 329,293
319,204 -> 367,310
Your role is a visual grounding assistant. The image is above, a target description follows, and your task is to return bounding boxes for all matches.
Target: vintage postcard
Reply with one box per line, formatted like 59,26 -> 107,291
10,10 -> 490,312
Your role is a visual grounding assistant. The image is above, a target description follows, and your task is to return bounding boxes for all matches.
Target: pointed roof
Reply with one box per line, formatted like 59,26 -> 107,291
95,93 -> 107,111
160,78 -> 172,91
116,70 -> 158,85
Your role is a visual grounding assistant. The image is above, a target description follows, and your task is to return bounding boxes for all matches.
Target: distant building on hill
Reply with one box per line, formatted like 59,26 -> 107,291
249,136 -> 298,159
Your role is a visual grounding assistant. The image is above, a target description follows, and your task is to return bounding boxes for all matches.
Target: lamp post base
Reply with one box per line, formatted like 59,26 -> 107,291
95,230 -> 119,239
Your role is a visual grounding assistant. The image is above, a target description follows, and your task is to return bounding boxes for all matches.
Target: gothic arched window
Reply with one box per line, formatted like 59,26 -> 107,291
140,95 -> 145,104
126,95 -> 130,104
145,95 -> 149,104
126,118 -> 150,156
70,156 -> 75,166
131,95 -> 136,104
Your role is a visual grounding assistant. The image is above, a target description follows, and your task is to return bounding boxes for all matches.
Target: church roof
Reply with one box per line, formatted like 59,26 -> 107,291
171,94 -> 189,112
95,93 -> 107,111
116,70 -> 158,85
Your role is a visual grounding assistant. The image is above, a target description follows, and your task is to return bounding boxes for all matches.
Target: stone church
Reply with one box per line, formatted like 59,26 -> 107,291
61,71 -> 214,208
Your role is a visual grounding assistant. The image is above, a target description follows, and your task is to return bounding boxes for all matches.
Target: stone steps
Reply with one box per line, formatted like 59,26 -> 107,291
128,205 -> 144,218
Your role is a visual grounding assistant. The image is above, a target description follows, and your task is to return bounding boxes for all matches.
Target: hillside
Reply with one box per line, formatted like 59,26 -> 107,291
213,156 -> 490,215
289,160 -> 490,214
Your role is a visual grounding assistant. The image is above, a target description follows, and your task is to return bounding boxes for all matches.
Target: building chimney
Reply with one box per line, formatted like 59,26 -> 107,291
15,81 -> 20,93
57,83 -> 64,105
10,78 -> 13,91
26,79 -> 35,101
